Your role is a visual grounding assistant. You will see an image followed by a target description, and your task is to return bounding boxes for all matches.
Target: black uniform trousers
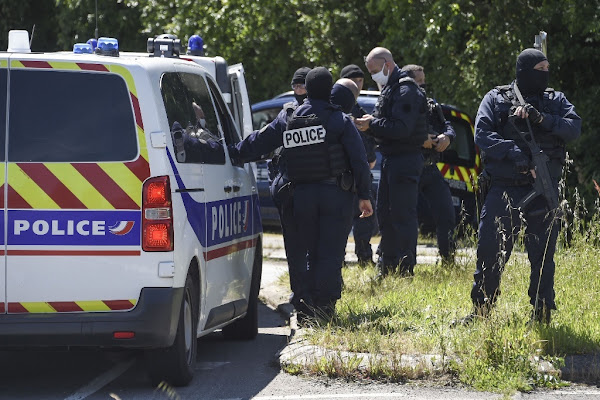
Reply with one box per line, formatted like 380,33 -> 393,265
293,182 -> 354,307
352,173 -> 378,262
377,153 -> 424,271
271,174 -> 308,307
418,163 -> 456,258
472,183 -> 560,310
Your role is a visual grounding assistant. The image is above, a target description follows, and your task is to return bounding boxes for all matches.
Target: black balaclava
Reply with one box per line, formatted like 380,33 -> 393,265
516,48 -> 548,96
291,66 -> 311,104
306,67 -> 333,101
330,84 -> 355,114
340,64 -> 364,79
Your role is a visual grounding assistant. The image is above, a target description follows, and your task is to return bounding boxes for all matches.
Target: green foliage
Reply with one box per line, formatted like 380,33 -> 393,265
0,0 -> 58,52
54,0 -> 146,51
132,0 -> 383,102
373,0 -> 600,205
1,0 -> 597,203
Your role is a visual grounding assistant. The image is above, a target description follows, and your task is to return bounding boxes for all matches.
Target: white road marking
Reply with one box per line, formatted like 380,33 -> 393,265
253,394 -> 406,399
195,361 -> 231,370
63,358 -> 135,400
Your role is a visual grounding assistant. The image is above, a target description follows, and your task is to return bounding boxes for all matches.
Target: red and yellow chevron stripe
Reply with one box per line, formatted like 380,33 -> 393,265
0,60 -> 150,210
437,109 -> 482,191
0,299 -> 136,313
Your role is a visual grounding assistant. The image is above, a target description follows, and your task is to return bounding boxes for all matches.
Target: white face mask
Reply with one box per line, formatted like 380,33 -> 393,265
371,64 -> 389,87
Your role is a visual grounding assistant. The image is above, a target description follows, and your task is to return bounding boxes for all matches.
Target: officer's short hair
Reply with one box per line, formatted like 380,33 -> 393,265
401,64 -> 424,79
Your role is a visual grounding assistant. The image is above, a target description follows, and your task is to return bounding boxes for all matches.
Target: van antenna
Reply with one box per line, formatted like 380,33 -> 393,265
94,0 -> 99,39
30,24 -> 35,48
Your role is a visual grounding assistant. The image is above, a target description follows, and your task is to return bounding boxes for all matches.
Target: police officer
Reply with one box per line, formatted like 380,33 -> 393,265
402,64 -> 457,264
459,48 -> 581,325
230,67 -> 373,320
356,47 -> 429,277
267,67 -> 311,309
340,64 -> 379,265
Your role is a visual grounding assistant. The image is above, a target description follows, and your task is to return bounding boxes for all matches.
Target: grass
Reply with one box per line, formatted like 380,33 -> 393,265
281,202 -> 600,394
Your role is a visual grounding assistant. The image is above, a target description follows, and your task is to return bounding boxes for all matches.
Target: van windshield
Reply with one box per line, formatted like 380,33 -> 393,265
8,69 -> 138,162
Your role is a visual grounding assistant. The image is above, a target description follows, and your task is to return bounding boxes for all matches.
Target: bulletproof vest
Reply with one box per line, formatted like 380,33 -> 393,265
267,102 -> 297,181
373,77 -> 429,146
496,85 -> 566,162
282,106 -> 350,183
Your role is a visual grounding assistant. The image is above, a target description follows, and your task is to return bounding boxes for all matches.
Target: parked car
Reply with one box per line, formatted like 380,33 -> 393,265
251,91 -> 480,231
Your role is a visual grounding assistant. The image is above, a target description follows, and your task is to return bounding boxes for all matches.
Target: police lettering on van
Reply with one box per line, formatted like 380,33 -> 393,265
8,211 -> 139,246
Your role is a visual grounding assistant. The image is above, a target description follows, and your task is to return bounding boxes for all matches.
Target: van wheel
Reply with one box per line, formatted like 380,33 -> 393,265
145,273 -> 198,387
222,244 -> 262,340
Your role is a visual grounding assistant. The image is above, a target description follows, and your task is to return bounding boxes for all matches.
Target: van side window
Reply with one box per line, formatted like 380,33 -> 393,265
206,78 -> 241,147
206,78 -> 243,167
8,70 -> 137,162
160,72 -> 225,165
0,68 -> 6,162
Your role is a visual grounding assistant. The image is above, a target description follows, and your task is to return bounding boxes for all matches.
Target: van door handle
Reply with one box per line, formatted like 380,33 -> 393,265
232,185 -> 241,192
224,186 -> 233,193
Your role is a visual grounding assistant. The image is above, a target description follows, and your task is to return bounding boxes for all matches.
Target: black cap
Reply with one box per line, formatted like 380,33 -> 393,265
306,67 -> 333,101
291,67 -> 311,85
340,64 -> 364,79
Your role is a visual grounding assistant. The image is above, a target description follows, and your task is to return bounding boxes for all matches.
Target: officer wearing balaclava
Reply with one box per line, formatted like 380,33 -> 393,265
229,67 -> 373,323
290,67 -> 311,104
456,48 -> 581,327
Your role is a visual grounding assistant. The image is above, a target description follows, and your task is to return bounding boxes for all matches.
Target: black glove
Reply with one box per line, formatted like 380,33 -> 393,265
515,157 -> 531,174
524,103 -> 543,124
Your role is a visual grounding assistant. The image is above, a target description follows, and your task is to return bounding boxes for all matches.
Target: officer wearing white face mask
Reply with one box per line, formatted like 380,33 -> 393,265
355,47 -> 429,278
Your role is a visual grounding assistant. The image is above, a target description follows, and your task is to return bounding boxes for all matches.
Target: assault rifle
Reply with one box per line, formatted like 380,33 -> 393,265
509,84 -> 558,214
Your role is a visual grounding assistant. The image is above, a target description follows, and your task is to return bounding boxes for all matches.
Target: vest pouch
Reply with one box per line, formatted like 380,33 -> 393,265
337,170 -> 355,192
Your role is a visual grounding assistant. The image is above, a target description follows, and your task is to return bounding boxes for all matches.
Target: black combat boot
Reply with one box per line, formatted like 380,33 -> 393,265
451,303 -> 492,328
375,258 -> 395,280
530,305 -> 552,325
356,240 -> 374,267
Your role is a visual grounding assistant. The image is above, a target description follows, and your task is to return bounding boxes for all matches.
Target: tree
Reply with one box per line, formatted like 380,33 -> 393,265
0,0 -> 58,52
373,0 -> 600,203
132,0 -> 383,102
54,0 -> 146,52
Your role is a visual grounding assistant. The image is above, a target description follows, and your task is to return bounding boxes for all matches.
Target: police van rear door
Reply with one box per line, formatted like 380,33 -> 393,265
0,56 -> 7,314
227,64 -> 252,139
4,56 -> 147,314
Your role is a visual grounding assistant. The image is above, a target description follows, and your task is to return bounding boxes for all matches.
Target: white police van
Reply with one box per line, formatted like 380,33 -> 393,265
0,30 -> 261,387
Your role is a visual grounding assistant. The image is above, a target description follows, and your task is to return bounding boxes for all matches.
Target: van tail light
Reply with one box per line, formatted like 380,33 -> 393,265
142,176 -> 174,251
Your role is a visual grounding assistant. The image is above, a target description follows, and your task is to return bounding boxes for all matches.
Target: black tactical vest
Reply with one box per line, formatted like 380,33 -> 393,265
496,85 -> 566,162
373,77 -> 429,146
282,107 -> 350,183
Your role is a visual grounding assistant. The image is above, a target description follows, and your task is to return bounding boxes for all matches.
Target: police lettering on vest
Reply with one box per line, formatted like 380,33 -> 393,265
283,125 -> 326,149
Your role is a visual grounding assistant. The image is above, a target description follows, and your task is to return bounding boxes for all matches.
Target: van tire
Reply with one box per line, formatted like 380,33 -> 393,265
222,243 -> 262,340
145,272 -> 199,387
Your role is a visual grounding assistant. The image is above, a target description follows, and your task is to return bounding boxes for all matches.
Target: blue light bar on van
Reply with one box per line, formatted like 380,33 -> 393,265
86,38 -> 98,51
187,34 -> 204,56
96,37 -> 119,56
73,43 -> 94,54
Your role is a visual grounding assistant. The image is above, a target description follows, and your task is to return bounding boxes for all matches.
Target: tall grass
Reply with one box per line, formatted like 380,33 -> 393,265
292,180 -> 600,393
